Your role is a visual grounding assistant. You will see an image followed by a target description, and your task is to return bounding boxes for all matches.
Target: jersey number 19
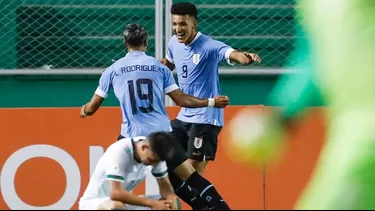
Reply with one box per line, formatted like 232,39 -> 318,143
127,79 -> 154,115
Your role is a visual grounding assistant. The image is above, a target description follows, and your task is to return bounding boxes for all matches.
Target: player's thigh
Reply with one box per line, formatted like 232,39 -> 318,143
165,134 -> 190,172
170,119 -> 189,151
186,123 -> 222,162
79,197 -> 124,210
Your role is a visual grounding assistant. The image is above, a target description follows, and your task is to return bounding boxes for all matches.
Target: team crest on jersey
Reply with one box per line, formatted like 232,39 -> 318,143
192,54 -> 200,65
194,137 -> 203,149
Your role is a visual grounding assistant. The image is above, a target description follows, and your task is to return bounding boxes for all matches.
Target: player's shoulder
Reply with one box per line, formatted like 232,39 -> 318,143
169,35 -> 178,44
101,63 -> 116,75
102,56 -> 126,74
144,56 -> 170,72
107,137 -> 133,155
199,33 -> 221,45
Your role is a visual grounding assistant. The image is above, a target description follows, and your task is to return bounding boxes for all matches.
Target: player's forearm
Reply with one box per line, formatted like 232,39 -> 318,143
229,51 -> 252,65
160,190 -> 177,203
110,189 -> 153,207
82,102 -> 97,116
160,58 -> 175,71
176,94 -> 209,108
158,181 -> 176,201
81,94 -> 105,117
159,186 -> 178,210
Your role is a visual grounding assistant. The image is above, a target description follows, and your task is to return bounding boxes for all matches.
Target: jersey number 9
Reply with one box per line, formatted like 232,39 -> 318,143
127,79 -> 154,115
182,65 -> 188,78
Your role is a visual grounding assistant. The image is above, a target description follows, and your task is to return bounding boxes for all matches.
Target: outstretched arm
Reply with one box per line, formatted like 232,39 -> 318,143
229,51 -> 262,65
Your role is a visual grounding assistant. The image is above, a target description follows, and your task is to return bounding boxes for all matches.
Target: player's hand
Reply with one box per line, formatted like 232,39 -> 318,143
244,52 -> 261,64
169,198 -> 179,210
150,200 -> 173,210
80,105 -> 87,118
214,96 -> 229,108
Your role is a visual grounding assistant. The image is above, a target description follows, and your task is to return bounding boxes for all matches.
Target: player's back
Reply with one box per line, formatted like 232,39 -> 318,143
110,51 -> 174,137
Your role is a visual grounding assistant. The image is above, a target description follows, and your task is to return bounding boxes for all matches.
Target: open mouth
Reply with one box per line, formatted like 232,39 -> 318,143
176,33 -> 185,40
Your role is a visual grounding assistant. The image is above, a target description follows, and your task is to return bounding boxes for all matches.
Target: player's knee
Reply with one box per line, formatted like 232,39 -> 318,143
98,200 -> 125,210
189,159 -> 208,175
174,160 -> 196,181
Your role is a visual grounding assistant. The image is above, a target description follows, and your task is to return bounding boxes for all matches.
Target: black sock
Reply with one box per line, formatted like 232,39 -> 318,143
186,171 -> 231,210
168,171 -> 208,210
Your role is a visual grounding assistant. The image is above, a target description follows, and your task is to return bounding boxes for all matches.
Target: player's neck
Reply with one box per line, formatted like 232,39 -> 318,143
127,47 -> 146,53
133,141 -> 142,163
185,31 -> 198,46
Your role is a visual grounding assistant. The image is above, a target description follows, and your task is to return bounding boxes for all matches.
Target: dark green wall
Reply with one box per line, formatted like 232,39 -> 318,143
0,75 -> 279,108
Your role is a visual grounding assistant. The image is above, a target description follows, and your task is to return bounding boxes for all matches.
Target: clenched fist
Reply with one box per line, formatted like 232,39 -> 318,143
214,96 -> 229,108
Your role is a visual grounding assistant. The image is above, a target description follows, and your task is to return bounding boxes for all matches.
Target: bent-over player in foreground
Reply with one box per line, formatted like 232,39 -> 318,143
80,23 -> 231,210
79,132 -> 179,210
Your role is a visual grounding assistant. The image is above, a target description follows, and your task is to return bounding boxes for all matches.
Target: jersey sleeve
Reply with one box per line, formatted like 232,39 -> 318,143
211,40 -> 235,66
163,66 -> 179,94
166,37 -> 175,64
151,161 -> 168,179
95,66 -> 113,99
105,148 -> 129,183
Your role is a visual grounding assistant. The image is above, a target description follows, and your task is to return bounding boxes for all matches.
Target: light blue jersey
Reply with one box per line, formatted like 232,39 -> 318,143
166,32 -> 234,127
95,51 -> 179,137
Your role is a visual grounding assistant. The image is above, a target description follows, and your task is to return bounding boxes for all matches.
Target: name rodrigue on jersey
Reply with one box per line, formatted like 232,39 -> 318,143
115,64 -> 162,76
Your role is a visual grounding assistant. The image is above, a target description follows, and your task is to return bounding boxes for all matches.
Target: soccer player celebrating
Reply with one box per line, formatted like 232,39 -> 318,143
160,1 -> 261,208
81,23 -> 231,210
79,132 -> 178,210
162,1 -> 261,174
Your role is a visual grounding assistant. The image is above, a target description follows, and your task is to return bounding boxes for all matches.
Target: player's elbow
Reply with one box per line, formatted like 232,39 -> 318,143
169,90 -> 187,107
174,98 -> 185,107
109,190 -> 122,202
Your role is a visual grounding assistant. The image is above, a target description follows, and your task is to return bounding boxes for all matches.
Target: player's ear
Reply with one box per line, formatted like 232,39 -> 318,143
143,39 -> 148,50
193,18 -> 198,28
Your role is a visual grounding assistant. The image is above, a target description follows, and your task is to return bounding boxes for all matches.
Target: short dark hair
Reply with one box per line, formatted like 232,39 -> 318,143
171,2 -> 198,19
123,23 -> 148,47
147,131 -> 175,161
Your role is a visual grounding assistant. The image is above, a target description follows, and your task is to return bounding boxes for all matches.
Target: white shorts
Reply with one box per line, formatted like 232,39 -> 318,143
79,195 -> 161,210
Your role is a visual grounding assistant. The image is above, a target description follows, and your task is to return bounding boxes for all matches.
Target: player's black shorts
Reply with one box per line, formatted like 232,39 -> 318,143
116,134 -> 189,171
170,119 -> 222,162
